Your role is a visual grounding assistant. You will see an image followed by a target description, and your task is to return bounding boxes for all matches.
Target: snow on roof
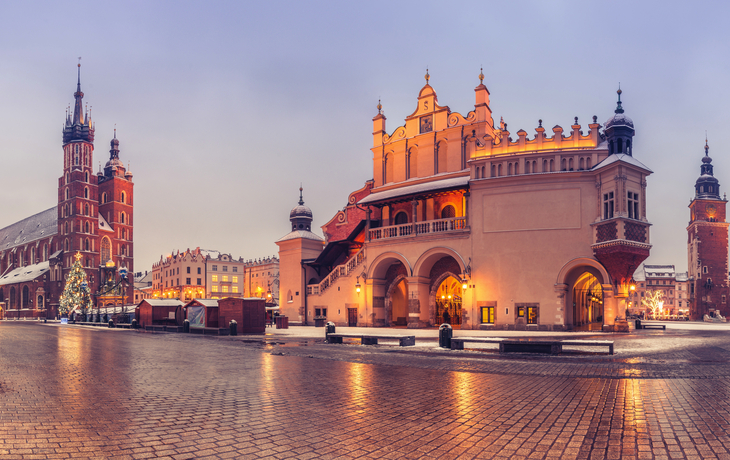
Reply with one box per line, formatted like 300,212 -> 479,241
276,229 -> 324,243
185,299 -> 219,307
139,299 -> 184,307
358,175 -> 470,205
98,213 -> 114,232
0,207 -> 57,252
593,153 -> 653,173
0,261 -> 50,286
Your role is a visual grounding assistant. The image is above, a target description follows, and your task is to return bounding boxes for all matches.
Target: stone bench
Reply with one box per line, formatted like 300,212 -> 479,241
450,337 -> 614,355
450,337 -> 505,350
640,324 -> 666,330
326,333 -> 415,347
560,339 -> 614,355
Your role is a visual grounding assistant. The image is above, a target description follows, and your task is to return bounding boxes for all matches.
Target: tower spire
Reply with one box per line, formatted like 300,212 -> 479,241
73,58 -> 85,125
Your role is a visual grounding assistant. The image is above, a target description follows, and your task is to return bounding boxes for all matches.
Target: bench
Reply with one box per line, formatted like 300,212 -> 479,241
450,337 -> 614,355
450,337 -> 505,350
641,324 -> 666,330
560,339 -> 614,355
326,333 -> 415,347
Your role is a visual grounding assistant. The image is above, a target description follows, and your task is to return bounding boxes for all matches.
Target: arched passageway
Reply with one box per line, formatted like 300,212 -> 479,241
571,272 -> 604,331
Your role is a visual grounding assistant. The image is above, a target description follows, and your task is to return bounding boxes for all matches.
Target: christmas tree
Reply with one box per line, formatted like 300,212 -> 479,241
59,252 -> 93,316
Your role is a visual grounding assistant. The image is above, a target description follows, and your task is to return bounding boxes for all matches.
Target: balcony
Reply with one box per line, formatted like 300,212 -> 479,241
307,247 -> 366,296
592,217 -> 650,246
368,216 -> 468,241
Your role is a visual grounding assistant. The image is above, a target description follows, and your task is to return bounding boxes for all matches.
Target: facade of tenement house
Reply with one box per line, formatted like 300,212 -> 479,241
151,248 -> 207,301
0,65 -> 134,319
687,142 -> 730,320
205,253 -> 245,299
243,256 -> 279,302
278,72 -> 652,331
630,265 -> 689,318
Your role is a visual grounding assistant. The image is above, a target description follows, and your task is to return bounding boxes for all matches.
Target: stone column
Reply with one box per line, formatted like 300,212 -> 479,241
411,199 -> 418,235
365,207 -> 371,242
602,284 -> 616,332
406,276 -> 430,328
370,279 -> 386,327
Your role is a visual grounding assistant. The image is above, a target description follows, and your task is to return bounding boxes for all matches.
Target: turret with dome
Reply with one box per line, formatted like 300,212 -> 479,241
604,87 -> 634,156
694,140 -> 721,199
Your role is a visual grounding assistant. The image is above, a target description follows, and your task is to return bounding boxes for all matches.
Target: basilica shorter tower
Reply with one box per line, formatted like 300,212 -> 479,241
688,141 -> 729,320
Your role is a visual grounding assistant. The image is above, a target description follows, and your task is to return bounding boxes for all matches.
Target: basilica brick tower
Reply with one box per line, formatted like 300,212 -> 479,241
58,63 -> 134,306
688,141 -> 729,320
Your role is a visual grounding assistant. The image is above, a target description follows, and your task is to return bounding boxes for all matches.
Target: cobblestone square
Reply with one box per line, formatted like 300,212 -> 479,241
2,322 -> 730,459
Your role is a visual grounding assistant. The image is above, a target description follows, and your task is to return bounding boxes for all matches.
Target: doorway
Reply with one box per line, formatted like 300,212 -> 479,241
348,308 -> 358,327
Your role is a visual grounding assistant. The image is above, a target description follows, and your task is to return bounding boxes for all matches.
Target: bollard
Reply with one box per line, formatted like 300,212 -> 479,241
108,319 -> 115,329
439,323 -> 453,348
132,319 -> 138,329
229,320 -> 238,336
325,321 -> 336,341
635,319 -> 642,330
183,319 -> 190,333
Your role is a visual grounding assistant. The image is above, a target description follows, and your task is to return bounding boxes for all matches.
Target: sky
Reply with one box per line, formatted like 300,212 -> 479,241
1,0 -> 729,274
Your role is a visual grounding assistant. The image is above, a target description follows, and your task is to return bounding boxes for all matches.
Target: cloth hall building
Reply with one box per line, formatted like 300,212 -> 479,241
0,66 -> 134,319
278,72 -> 652,331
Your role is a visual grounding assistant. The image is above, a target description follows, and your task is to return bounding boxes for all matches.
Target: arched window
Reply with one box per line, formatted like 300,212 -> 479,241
481,166 -> 485,178
120,212 -> 126,224
579,158 -> 585,170
101,236 -> 111,264
84,187 -> 89,199
37,295 -> 44,309
618,138 -> 624,153
609,140 -> 614,155
394,212 -> 408,225
30,247 -> 35,264
22,286 -> 29,308
84,238 -> 90,251
84,204 -> 89,216
587,157 -> 592,169
441,205 -> 456,219
0,288 -> 4,303
64,222 -> 68,234
491,165 -> 496,177
9,287 -> 16,308
568,158 -> 574,171
626,140 -> 631,155
85,171 -> 89,183
543,159 -> 548,172
525,161 -> 531,174
43,245 -> 47,261
508,163 -> 513,175
65,188 -> 70,200
64,238 -> 69,251
550,159 -> 554,172
121,245 -> 127,256
498,164 -> 502,176
561,159 -> 567,171
102,192 -> 107,204
514,162 -> 519,175
84,222 -> 89,233
475,167 -> 480,179
121,192 -> 126,204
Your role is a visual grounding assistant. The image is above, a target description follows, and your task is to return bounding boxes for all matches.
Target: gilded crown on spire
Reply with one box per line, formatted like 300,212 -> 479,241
425,68 -> 430,84
479,67 -> 484,84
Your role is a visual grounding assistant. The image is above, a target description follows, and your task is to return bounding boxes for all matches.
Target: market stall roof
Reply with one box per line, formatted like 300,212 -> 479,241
358,175 -> 470,206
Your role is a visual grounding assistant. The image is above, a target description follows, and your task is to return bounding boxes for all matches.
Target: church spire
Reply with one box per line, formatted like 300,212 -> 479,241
72,58 -> 84,125
695,138 -> 720,199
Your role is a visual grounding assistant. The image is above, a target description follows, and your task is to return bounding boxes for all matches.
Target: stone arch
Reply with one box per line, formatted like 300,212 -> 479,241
413,247 -> 467,279
556,258 -> 611,330
429,270 -> 464,327
384,273 -> 409,326
367,251 -> 412,280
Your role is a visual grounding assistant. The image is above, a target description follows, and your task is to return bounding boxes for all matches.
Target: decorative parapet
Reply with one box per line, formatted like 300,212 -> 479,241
592,218 -> 650,245
306,247 -> 366,297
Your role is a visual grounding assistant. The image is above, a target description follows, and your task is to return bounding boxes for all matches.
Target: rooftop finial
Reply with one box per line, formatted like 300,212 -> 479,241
615,83 -> 624,114
425,67 -> 430,84
479,66 -> 484,84
705,132 -> 709,156
299,184 -> 304,205
377,99 -> 382,114
114,124 -> 117,139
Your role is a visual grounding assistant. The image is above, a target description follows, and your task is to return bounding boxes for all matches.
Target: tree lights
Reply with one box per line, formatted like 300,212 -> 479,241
59,252 -> 93,317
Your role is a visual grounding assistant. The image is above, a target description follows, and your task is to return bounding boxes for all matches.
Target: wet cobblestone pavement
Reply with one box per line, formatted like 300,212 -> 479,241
2,323 -> 730,459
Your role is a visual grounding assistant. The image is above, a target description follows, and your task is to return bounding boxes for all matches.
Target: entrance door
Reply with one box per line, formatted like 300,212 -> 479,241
571,272 -> 604,330
348,308 -> 358,327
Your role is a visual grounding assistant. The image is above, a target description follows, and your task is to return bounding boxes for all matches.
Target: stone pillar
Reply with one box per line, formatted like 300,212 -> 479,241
602,284 -> 616,332
406,276 -> 430,328
463,191 -> 470,228
411,199 -> 418,235
370,279 -> 386,327
554,283 -> 568,330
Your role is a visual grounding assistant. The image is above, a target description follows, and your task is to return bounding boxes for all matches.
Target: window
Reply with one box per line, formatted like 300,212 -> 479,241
186,278 -> 191,284
84,187 -> 89,199
212,275 -> 218,282
233,267 -> 238,273
526,306 -> 539,324
222,276 -> 228,282
394,211 -> 408,225
232,276 -> 238,283
481,306 -> 495,324
212,285 -> 218,292
100,237 -> 111,263
232,286 -> 239,293
703,266 -> 708,274
222,285 -> 229,293
628,191 -> 639,219
603,192 -> 614,219
121,192 -> 126,204
187,267 -> 191,274
223,266 -> 228,272
102,192 -> 107,204
212,265 -> 218,271
197,267 -> 201,274
120,212 -> 126,224
723,295 -> 727,304
197,278 -> 201,285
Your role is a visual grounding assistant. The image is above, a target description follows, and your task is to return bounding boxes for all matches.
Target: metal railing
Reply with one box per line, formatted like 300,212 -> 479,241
369,216 -> 467,241
306,247 -> 366,296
